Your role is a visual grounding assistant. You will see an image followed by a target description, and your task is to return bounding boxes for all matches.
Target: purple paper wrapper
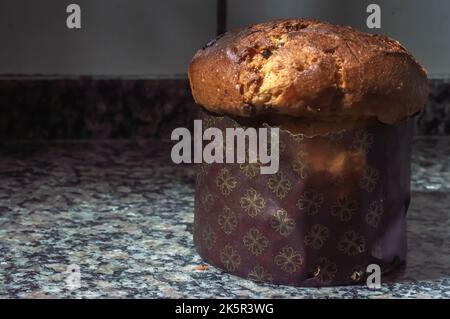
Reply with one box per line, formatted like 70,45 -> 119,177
194,110 -> 414,287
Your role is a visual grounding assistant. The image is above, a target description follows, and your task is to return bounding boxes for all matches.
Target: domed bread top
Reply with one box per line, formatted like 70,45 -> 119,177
188,19 -> 428,125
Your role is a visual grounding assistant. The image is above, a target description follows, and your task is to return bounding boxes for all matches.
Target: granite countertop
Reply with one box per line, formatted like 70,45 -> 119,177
0,137 -> 449,299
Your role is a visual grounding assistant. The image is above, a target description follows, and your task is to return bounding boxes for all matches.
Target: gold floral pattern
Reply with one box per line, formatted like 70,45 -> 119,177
220,245 -> 241,271
331,196 -> 358,222
292,151 -> 307,179
365,201 -> 383,227
351,130 -> 374,154
199,162 -> 210,175
296,190 -> 324,215
239,162 -> 260,178
267,172 -> 292,199
359,166 -> 379,192
270,209 -> 296,237
218,206 -> 238,235
240,188 -> 266,218
304,224 -> 329,249
243,228 -> 269,256
200,191 -> 214,212
193,113 -> 407,286
312,257 -> 338,284
196,163 -> 210,186
201,224 -> 216,250
216,168 -> 237,196
274,246 -> 304,273
338,231 -> 366,256
248,265 -> 273,282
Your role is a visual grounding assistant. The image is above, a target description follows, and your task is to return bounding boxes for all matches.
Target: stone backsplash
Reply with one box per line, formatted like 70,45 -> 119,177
0,78 -> 448,139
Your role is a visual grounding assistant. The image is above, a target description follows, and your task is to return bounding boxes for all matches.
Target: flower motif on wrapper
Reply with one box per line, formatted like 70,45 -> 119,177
196,163 -> 211,186
297,190 -> 324,215
218,206 -> 238,235
351,130 -> 374,154
240,188 -> 266,218
220,245 -> 241,272
239,162 -> 260,178
292,150 -> 308,179
304,224 -> 329,249
365,200 -> 384,227
359,166 -> 379,192
270,209 -> 296,237
248,265 -> 273,282
243,228 -> 269,256
274,246 -> 304,274
331,196 -> 358,222
200,190 -> 214,212
216,167 -> 237,196
338,230 -> 366,257
267,172 -> 292,199
201,223 -> 216,250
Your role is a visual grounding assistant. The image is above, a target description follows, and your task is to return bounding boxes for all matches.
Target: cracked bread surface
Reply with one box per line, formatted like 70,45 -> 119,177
188,19 -> 428,128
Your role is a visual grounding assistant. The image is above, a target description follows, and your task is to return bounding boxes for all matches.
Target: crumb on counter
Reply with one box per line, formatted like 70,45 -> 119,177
194,265 -> 209,271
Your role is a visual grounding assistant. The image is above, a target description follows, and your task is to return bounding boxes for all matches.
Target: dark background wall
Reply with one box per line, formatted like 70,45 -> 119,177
0,0 -> 216,76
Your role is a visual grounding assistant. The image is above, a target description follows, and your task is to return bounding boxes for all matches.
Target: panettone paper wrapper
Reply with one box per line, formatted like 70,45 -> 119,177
194,110 -> 414,287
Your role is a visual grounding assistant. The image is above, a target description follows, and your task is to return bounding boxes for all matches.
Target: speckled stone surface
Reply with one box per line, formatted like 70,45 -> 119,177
0,138 -> 449,299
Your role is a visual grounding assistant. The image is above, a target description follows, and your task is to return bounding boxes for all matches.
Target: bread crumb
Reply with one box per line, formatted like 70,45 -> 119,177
194,265 -> 209,271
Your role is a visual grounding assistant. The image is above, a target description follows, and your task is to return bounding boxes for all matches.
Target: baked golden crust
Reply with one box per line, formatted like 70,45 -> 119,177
188,19 -> 428,125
